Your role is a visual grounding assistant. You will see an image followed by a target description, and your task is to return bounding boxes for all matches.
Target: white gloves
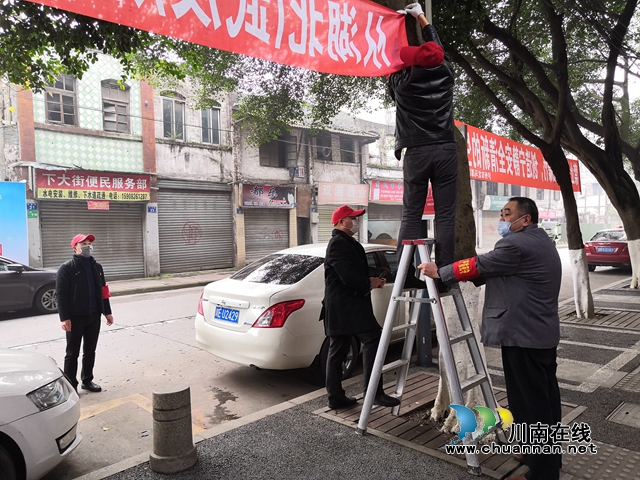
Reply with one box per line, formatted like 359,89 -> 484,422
404,2 -> 424,18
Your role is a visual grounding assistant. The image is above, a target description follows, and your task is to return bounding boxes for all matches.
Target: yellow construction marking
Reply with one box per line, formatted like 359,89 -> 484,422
80,393 -> 204,435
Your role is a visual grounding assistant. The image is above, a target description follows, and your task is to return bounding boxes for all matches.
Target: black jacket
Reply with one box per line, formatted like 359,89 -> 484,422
389,24 -> 455,159
322,229 -> 380,336
56,255 -> 112,320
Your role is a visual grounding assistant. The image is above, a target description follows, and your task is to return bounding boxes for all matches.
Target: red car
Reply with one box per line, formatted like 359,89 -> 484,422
584,228 -> 630,271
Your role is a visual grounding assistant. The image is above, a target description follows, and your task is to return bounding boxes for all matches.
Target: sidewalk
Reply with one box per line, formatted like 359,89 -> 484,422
107,269 -> 236,297
81,274 -> 639,480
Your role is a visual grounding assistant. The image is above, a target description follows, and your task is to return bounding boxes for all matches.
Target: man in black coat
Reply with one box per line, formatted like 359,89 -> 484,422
390,3 -> 457,284
323,205 -> 400,410
57,233 -> 113,393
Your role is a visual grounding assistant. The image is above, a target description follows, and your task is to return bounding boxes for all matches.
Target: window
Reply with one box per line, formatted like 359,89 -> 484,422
553,190 -> 561,201
511,185 -> 521,196
259,136 -> 297,168
201,108 -> 220,144
101,80 -> 130,133
502,184 -> 509,196
316,134 -> 333,161
230,254 -> 323,284
45,74 -> 77,126
486,181 -> 499,195
161,92 -> 185,140
340,137 -> 356,163
536,189 -> 545,200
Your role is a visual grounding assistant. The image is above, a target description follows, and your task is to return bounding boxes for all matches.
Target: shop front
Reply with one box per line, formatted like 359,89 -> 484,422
316,182 -> 369,243
36,169 -> 150,279
157,179 -> 235,273
241,184 -> 295,262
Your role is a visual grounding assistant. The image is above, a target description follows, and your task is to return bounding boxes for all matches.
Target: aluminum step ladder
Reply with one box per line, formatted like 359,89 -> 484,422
356,239 -> 505,476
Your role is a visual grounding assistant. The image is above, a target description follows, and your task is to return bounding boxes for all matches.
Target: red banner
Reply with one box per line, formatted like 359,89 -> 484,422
457,122 -> 581,192
25,0 -> 407,77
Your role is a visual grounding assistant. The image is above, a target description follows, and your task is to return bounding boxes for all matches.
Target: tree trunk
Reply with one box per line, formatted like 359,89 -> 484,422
540,146 -> 594,318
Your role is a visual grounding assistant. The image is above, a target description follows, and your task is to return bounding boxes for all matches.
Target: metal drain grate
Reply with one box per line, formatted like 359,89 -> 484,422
606,402 -> 640,428
614,373 -> 640,393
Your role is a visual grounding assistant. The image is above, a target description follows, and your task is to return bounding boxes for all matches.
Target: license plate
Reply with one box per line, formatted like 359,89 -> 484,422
214,306 -> 240,323
597,247 -> 615,253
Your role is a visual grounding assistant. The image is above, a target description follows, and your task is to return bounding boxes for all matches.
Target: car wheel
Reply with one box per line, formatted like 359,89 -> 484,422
317,337 -> 360,384
588,264 -> 596,272
34,285 -> 58,314
0,445 -> 17,480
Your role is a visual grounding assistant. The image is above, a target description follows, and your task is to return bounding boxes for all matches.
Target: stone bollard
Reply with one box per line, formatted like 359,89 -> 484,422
149,385 -> 197,473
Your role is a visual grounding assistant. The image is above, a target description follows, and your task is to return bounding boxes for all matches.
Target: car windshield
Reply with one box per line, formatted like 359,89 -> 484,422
590,230 -> 627,241
230,254 -> 324,285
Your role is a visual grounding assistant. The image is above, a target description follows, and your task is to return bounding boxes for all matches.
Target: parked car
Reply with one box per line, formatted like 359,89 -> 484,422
195,243 -> 407,380
584,228 -> 630,271
0,349 -> 81,480
0,257 -> 57,314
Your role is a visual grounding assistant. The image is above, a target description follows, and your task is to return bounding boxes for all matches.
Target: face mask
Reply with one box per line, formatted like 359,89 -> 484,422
79,245 -> 93,257
498,215 -> 526,238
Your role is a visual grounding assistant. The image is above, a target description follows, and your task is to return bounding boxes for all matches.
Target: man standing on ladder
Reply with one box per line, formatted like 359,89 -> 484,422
419,197 -> 562,480
389,2 -> 458,289
322,205 -> 401,410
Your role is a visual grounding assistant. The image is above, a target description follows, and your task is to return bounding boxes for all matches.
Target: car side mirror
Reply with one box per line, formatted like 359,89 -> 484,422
7,264 -> 24,273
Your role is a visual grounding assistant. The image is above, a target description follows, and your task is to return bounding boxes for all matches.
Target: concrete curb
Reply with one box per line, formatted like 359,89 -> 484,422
110,281 -> 214,297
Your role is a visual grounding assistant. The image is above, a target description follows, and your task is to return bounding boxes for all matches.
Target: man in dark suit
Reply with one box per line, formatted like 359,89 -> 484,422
419,197 -> 562,480
323,205 -> 400,410
57,233 -> 113,393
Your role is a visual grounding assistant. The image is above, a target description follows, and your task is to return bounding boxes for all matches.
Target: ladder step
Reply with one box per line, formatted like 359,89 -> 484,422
460,373 -> 489,393
392,296 -> 436,304
381,358 -> 410,374
449,330 -> 474,345
392,322 -> 417,334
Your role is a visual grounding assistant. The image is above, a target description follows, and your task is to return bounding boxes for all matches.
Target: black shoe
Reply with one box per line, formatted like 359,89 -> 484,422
328,395 -> 358,409
374,393 -> 400,407
81,382 -> 102,392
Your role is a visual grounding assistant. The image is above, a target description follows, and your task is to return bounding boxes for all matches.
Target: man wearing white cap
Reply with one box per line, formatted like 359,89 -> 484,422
322,205 -> 400,410
56,233 -> 113,393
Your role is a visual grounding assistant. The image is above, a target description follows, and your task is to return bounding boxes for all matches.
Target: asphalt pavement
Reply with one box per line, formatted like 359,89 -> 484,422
77,268 -> 640,480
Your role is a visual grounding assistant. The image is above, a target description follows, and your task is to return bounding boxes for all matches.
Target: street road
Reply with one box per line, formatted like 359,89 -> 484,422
0,245 -> 631,479
0,287 -> 320,479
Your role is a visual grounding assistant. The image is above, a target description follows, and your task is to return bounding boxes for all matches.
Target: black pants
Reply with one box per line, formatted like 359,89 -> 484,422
326,329 -> 384,403
502,346 -> 562,480
64,313 -> 102,388
397,143 -> 458,267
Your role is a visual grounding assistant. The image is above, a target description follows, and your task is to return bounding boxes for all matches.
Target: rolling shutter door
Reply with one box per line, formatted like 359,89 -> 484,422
368,203 -> 402,221
244,209 -> 289,262
157,185 -> 234,273
318,205 -> 361,243
41,201 -> 145,279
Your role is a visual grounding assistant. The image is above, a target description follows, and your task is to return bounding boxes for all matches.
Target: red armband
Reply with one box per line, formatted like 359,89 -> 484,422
102,285 -> 111,299
452,257 -> 480,282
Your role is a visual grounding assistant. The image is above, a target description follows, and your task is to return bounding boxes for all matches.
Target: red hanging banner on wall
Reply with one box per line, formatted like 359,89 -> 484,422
25,0 -> 407,77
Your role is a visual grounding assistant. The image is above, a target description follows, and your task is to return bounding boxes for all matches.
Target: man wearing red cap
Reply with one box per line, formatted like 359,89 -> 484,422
322,205 -> 400,409
56,234 -> 113,393
390,3 -> 457,287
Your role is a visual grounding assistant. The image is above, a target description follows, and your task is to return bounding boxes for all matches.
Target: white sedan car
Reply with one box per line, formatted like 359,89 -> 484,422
0,349 -> 81,480
195,243 -> 407,379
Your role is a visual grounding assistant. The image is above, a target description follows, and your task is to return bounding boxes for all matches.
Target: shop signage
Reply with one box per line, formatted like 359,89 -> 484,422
483,195 -> 512,211
243,184 -> 295,208
318,182 -> 369,205
371,180 -> 404,203
24,0 -> 406,77
457,122 -> 581,192
539,210 -> 558,219
36,170 -> 151,201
